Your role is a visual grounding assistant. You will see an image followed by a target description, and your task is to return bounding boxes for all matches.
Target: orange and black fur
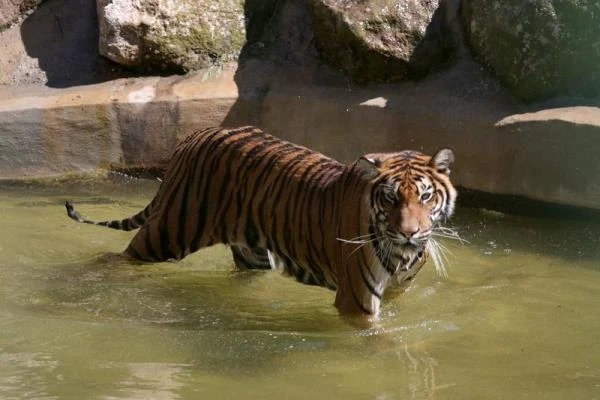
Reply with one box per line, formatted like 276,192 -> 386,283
66,126 -> 457,316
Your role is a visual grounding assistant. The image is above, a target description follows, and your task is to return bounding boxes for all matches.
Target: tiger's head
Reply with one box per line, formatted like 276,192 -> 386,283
355,148 -> 457,277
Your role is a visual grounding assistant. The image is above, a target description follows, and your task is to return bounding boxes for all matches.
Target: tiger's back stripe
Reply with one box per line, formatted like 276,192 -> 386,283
179,129 -> 244,253
263,149 -> 316,257
221,130 -> 271,244
189,128 -> 259,253
161,134 -> 202,259
188,130 -> 230,252
132,127 -> 229,260
161,141 -> 199,259
300,166 -> 337,281
233,138 -> 289,244
241,144 -> 292,247
212,135 -> 269,242
128,126 -> 345,264
245,146 -> 294,242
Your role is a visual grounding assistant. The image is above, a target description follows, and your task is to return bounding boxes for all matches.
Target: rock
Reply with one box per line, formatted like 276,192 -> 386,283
243,0 -> 280,45
97,0 -> 246,73
463,0 -> 600,101
0,0 -> 134,87
308,0 -> 455,83
240,0 -> 323,70
0,0 -> 41,29
494,107 -> 600,208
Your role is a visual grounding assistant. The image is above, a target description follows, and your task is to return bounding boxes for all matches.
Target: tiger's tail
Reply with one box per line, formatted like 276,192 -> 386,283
65,200 -> 151,231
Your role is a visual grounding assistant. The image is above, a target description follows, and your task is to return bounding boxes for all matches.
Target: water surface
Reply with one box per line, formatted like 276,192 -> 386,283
1,176 -> 599,399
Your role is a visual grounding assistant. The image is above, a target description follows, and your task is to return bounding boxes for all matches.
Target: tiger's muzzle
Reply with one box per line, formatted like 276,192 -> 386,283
386,230 -> 429,250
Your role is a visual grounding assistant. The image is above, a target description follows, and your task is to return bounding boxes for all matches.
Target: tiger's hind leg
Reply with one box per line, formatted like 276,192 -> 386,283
230,245 -> 272,270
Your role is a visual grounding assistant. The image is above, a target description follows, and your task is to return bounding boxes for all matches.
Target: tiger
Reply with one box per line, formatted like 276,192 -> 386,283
65,126 -> 457,316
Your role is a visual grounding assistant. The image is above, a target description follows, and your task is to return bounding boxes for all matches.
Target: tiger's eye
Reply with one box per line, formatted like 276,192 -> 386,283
421,192 -> 432,202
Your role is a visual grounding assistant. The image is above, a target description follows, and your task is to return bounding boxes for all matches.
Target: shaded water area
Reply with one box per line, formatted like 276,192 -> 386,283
1,176 -> 599,399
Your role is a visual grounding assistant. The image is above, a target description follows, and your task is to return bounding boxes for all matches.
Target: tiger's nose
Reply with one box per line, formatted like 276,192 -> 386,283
399,206 -> 420,240
400,225 -> 420,239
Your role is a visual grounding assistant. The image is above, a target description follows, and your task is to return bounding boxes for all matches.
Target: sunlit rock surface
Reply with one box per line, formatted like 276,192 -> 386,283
0,0 -> 41,29
0,0 -> 133,87
97,0 -> 245,73
308,0 -> 455,83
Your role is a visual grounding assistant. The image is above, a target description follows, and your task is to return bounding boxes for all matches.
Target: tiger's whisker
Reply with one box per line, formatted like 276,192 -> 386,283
431,227 -> 469,244
430,232 -> 467,243
346,234 -> 385,258
336,236 -> 377,245
426,238 -> 449,278
336,232 -> 377,245
336,238 -> 371,244
347,241 -> 371,258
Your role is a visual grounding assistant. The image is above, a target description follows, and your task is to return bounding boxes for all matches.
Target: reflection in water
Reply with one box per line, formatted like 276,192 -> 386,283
402,342 -> 454,400
0,351 -> 59,399
108,363 -> 189,400
0,179 -> 599,399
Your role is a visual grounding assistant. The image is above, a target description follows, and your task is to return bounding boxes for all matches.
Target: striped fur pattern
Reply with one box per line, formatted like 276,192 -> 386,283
65,126 -> 457,316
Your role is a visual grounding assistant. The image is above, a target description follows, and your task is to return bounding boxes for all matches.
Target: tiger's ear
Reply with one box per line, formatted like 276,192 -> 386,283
355,156 -> 382,179
430,148 -> 455,175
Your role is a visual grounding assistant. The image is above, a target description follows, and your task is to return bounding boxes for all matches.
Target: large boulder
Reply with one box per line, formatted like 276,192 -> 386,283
308,0 -> 455,83
97,0 -> 246,73
463,0 -> 600,101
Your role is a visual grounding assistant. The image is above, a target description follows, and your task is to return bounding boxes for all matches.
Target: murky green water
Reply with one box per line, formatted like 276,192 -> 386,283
1,176 -> 599,399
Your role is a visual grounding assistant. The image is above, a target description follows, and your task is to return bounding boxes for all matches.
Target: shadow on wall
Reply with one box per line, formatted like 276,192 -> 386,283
20,0 -> 134,88
221,0 -> 507,155
222,0 -> 339,129
408,0 -> 460,76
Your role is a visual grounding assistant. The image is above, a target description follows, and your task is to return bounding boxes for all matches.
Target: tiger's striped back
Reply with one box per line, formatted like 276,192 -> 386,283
125,126 -> 349,289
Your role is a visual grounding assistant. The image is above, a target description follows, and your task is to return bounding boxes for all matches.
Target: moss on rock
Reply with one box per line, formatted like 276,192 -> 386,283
98,0 -> 246,73
463,0 -> 600,101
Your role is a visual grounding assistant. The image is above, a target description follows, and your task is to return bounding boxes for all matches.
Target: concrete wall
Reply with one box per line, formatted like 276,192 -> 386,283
0,67 -> 238,177
2,61 -> 599,210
